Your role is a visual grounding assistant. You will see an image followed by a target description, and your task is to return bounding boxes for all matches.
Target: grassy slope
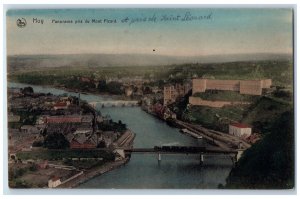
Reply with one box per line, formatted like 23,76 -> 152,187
242,97 -> 292,134
183,104 -> 247,132
193,90 -> 259,102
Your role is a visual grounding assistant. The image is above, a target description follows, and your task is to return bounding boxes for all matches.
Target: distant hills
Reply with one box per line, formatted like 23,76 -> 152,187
7,53 -> 292,72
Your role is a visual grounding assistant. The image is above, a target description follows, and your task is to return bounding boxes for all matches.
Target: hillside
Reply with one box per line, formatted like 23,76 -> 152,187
242,96 -> 292,134
7,53 -> 292,73
225,110 -> 294,189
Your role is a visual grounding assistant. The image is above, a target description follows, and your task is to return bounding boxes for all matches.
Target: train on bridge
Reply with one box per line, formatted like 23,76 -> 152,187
153,146 -> 206,153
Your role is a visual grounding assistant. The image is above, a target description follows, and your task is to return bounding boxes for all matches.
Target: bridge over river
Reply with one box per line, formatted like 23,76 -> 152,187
116,146 -> 242,166
89,100 -> 139,108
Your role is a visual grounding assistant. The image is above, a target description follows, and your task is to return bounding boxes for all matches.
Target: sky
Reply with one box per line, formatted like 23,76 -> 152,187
6,8 -> 293,56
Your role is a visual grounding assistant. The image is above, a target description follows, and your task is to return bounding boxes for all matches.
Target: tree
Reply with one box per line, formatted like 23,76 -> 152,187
106,81 -> 123,95
98,80 -> 108,92
21,86 -> 34,94
32,141 -> 43,147
97,140 -> 106,148
143,86 -> 151,94
43,133 -> 69,149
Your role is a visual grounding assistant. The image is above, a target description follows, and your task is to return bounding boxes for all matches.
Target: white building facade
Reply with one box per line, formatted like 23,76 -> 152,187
229,123 -> 252,137
48,177 -> 62,188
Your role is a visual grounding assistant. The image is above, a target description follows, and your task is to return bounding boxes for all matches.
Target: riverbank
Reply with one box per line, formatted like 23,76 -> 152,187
57,128 -> 136,188
8,81 -> 140,102
57,158 -> 130,188
141,107 -> 251,150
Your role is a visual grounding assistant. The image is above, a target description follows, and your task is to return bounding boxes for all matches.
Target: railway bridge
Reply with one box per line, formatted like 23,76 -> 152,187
114,146 -> 243,166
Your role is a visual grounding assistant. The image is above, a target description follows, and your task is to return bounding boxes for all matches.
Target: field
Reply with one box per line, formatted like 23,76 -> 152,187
8,60 -> 293,89
193,90 -> 259,102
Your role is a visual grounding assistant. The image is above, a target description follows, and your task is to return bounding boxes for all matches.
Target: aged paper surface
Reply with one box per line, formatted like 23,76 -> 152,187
6,8 -> 294,189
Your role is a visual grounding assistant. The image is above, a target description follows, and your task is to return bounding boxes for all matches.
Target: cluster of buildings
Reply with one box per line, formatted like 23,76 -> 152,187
158,78 -> 271,141
106,76 -> 152,84
7,87 -> 121,153
42,115 -> 100,149
8,87 -> 137,188
141,82 -> 191,120
163,82 -> 191,106
78,75 -> 162,99
124,84 -> 162,98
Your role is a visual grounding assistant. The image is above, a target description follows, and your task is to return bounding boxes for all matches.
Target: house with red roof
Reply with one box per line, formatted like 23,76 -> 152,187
48,176 -> 61,188
44,116 -> 82,124
53,102 -> 69,110
229,123 -> 252,138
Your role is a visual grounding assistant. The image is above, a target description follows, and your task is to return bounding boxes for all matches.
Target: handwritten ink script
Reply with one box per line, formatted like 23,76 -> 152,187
126,12 -> 213,25
46,12 -> 213,26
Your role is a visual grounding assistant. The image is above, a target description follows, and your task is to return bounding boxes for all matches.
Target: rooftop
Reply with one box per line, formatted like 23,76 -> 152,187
45,116 -> 82,123
230,123 -> 251,128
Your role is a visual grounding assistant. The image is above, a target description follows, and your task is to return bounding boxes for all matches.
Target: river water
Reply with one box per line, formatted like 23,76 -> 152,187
8,82 -> 233,189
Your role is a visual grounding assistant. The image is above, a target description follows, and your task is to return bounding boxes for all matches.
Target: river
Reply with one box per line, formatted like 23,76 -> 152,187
8,82 -> 233,189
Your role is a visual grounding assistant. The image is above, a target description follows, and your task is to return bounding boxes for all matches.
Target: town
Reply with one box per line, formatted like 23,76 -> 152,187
8,86 -> 135,188
9,61 -> 293,188
6,7 -> 294,190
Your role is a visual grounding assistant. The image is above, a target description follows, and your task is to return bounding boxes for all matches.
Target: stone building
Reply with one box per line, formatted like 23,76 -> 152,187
163,83 -> 191,106
48,176 -> 62,188
192,78 -> 272,95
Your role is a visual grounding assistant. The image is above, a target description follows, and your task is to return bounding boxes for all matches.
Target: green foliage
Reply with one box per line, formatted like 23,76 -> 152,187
98,120 -> 127,132
193,90 -> 258,102
184,104 -> 247,131
105,81 -> 123,95
97,140 -> 106,148
184,94 -> 292,134
21,86 -> 34,94
64,159 -> 104,169
272,89 -> 293,102
10,60 -> 293,90
15,73 -> 56,85
10,179 -> 32,188
168,60 -> 293,87
17,149 -> 115,161
32,141 -> 43,147
169,90 -> 192,119
9,167 -> 28,180
8,122 -> 22,129
242,97 -> 291,134
64,77 -> 96,91
226,110 -> 294,189
43,133 -> 69,149
29,164 -> 38,171
17,111 -> 38,125
23,116 -> 37,125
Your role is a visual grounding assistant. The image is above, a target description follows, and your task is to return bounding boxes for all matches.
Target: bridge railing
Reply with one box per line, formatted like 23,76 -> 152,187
124,146 -> 238,154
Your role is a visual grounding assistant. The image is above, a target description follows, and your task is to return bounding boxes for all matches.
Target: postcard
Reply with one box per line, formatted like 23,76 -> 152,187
6,7 -> 294,189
